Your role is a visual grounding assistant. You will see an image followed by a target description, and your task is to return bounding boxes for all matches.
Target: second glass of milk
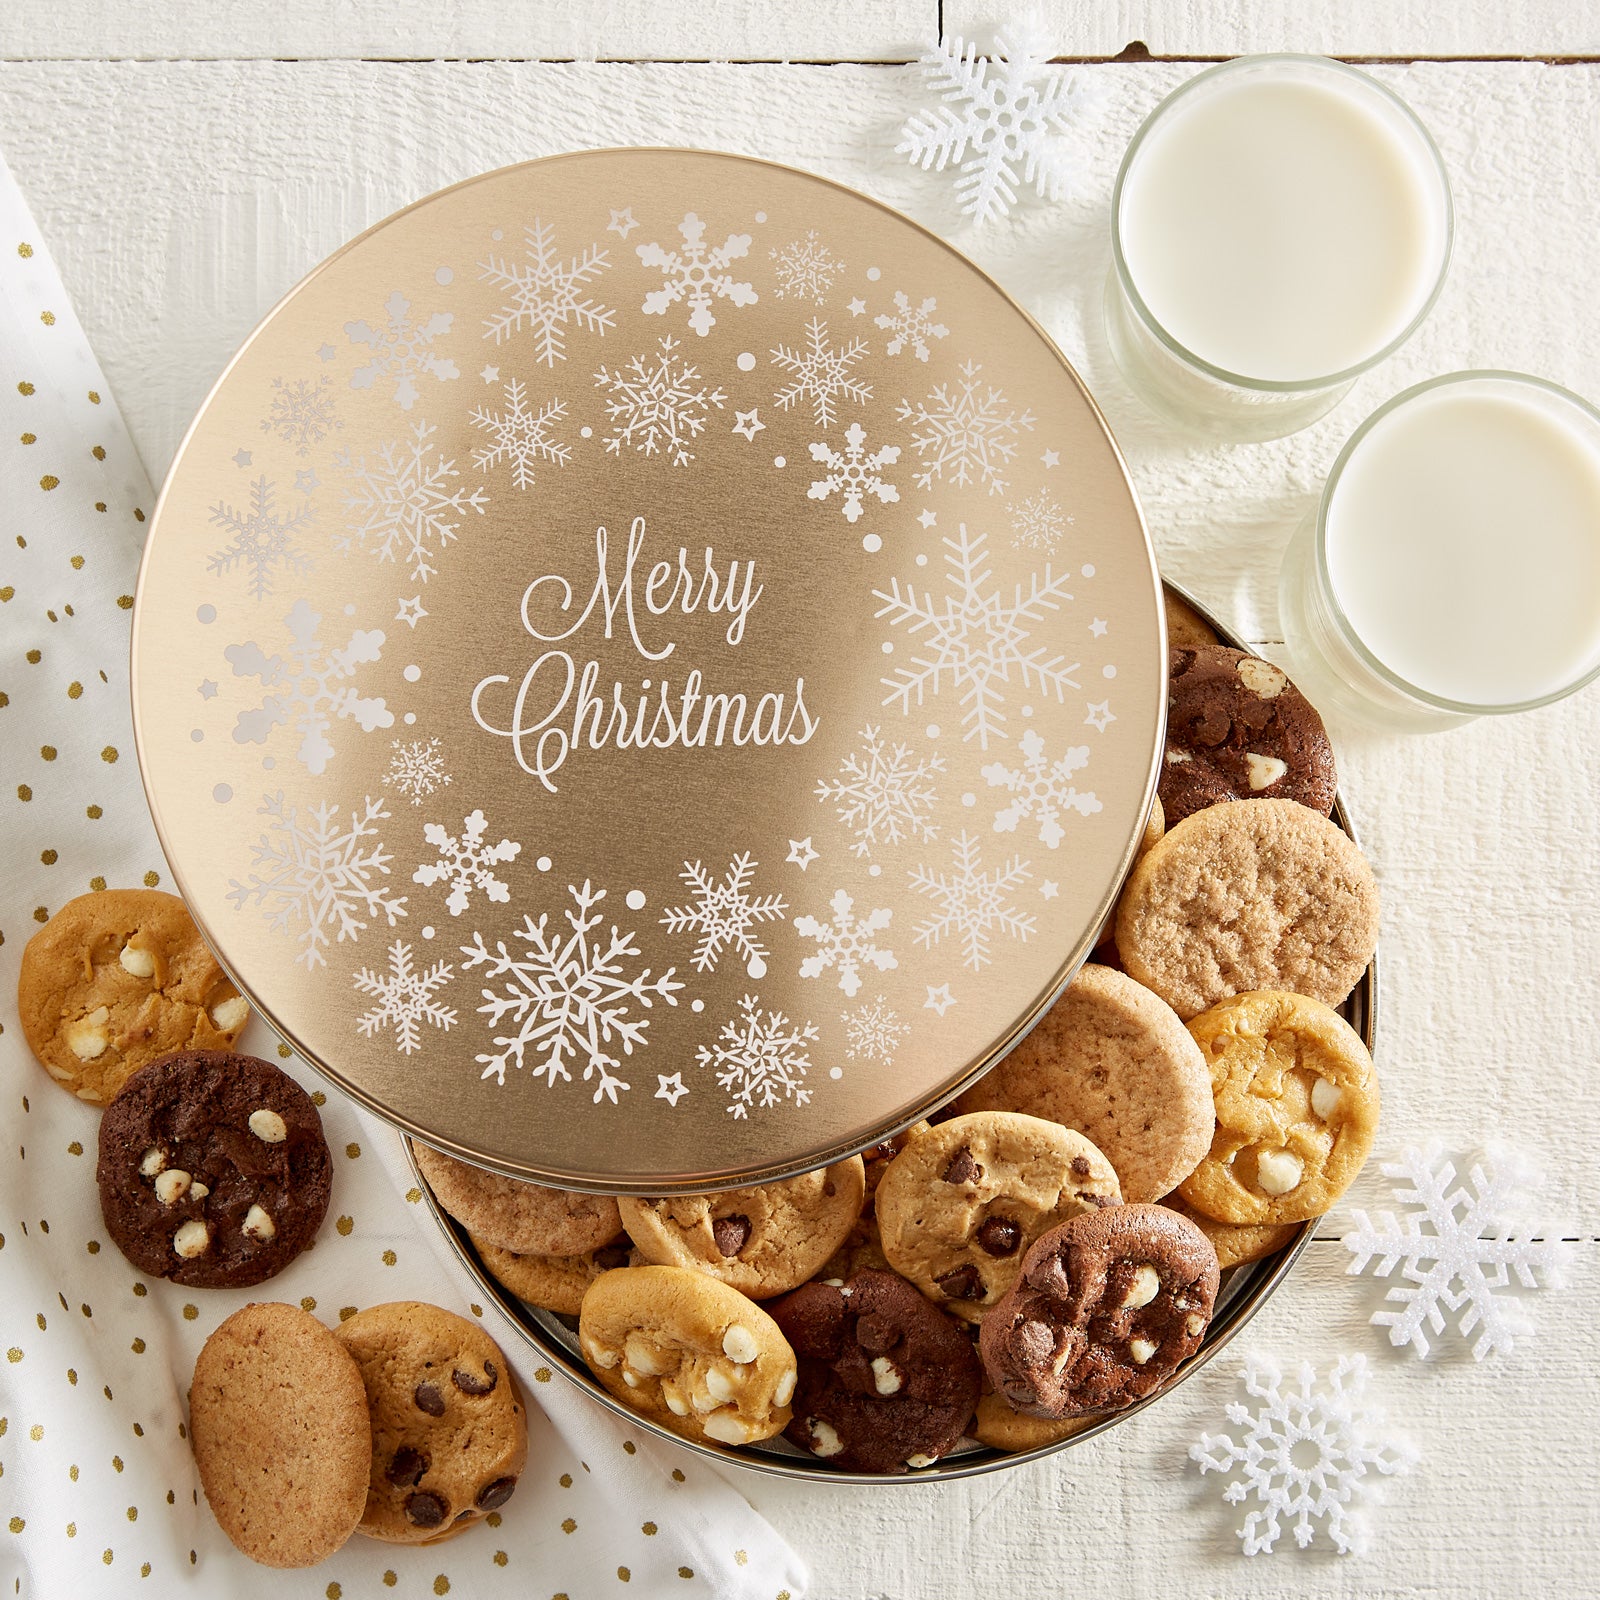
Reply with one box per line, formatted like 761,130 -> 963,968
1108,56 -> 1453,441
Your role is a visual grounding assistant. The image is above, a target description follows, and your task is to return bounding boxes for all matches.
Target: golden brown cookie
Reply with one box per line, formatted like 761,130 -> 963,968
973,1388 -> 1099,1453
817,1213 -> 893,1283
1114,798 -> 1380,1019
1177,990 -> 1380,1226
1161,1193 -> 1302,1270
19,888 -> 249,1104
579,1265 -> 797,1448
954,963 -> 1212,1203
190,1302 -> 370,1568
618,1158 -> 866,1298
413,1140 -> 623,1255
1164,588 -> 1221,650
334,1301 -> 528,1544
875,1113 -> 1121,1323
474,1234 -> 638,1317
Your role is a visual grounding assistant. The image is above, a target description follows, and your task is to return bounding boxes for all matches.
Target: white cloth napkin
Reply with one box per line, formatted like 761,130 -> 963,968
0,149 -> 807,1600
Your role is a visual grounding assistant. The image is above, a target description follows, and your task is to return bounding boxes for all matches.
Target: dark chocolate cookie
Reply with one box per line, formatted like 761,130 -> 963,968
1160,645 -> 1336,825
769,1268 -> 981,1473
979,1203 -> 1219,1419
96,1048 -> 332,1288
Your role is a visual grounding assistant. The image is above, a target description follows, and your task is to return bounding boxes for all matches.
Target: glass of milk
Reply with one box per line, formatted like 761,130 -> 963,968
1279,372 -> 1600,730
1108,56 -> 1453,441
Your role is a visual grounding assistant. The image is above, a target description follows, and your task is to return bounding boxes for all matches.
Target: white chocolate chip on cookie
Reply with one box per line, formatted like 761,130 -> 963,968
1245,752 -> 1289,790
1310,1077 -> 1342,1119
1255,1149 -> 1304,1197
1121,1263 -> 1161,1309
67,1007 -> 111,1061
248,1108 -> 287,1143
210,995 -> 249,1033
1237,658 -> 1287,698
173,1219 -> 210,1259
153,1168 -> 192,1205
119,943 -> 157,979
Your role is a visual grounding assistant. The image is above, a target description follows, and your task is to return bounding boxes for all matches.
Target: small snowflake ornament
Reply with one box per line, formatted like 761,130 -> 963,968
898,15 -> 1109,225
1191,1354 -> 1417,1556
1343,1143 -> 1562,1360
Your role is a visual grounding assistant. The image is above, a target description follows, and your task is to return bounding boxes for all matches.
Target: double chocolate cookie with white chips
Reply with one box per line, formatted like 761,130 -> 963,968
979,1204 -> 1219,1419
1161,645 -> 1336,825
770,1268 -> 981,1474
96,1049 -> 332,1287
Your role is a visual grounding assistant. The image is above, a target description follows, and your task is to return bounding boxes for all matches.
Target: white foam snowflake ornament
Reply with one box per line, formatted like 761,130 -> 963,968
1192,1354 -> 1417,1556
353,940 -> 457,1055
413,807 -> 522,917
898,16 -> 1109,225
1343,1143 -> 1562,1360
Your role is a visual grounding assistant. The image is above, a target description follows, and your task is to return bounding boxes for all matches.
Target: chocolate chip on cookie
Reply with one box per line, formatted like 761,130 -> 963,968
1160,646 -> 1337,825
19,888 -> 249,1104
96,1049 -> 331,1288
979,1204 -> 1219,1419
769,1268 -> 982,1474
334,1302 -> 528,1544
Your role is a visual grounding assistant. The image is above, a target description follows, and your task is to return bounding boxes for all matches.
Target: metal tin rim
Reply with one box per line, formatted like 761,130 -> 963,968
413,579 -> 1377,1481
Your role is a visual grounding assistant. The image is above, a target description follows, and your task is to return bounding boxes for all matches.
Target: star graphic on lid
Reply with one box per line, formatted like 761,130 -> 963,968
847,297 -> 867,316
923,984 -> 956,1017
654,1072 -> 688,1107
786,837 -> 819,871
232,448 -> 252,468
1089,617 -> 1108,637
316,343 -> 336,362
479,364 -> 500,384
395,595 -> 428,628
1041,448 -> 1060,468
197,679 -> 218,700
1085,700 -> 1116,732
294,468 -> 319,494
1039,880 -> 1060,901
917,509 -> 937,529
608,208 -> 639,240
732,409 -> 766,442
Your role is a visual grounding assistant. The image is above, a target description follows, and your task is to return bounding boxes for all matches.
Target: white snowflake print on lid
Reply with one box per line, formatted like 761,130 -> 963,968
461,881 -> 683,1102
228,792 -> 406,969
382,736 -> 451,806
594,336 -> 727,466
345,288 -> 460,410
841,994 -> 908,1066
1009,487 -> 1072,554
794,888 -> 897,997
469,380 -> 570,490
353,940 -> 457,1054
1191,1354 -> 1417,1556
772,317 -> 871,428
414,808 -> 522,917
896,360 -> 1034,495
874,291 -> 949,361
769,230 -> 843,303
909,829 -> 1034,972
208,476 -> 313,601
982,728 -> 1101,848
261,373 -> 341,456
697,993 -> 818,1119
478,216 -> 615,364
637,212 -> 758,336
658,853 -> 788,980
808,423 -> 901,524
1343,1144 -> 1563,1360
815,724 -> 944,859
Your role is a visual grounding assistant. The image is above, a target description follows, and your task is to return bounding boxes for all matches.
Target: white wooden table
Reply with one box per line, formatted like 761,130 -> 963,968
4,5 -> 1597,1595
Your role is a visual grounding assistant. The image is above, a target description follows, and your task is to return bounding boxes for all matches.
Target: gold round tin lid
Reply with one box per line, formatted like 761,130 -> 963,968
133,150 -> 1163,1191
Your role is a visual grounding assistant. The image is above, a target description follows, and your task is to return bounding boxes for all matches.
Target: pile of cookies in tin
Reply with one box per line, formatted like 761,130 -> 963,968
416,590 -> 1385,1474
16,890 -> 530,1565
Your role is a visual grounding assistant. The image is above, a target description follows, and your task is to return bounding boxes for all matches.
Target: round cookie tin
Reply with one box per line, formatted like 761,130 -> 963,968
133,150 -> 1164,1191
415,584 -> 1378,1482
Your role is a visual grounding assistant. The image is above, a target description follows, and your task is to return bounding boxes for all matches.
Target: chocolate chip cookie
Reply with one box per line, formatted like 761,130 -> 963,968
618,1158 -> 866,1298
769,1268 -> 981,1473
875,1113 -> 1121,1323
1161,646 -> 1337,825
97,1049 -> 332,1288
954,963 -> 1213,1203
579,1265 -> 797,1448
1177,989 -> 1380,1226
190,1302 -> 370,1567
334,1302 -> 528,1544
979,1203 -> 1219,1418
19,888 -> 249,1104
412,1139 -> 624,1255
474,1235 -> 638,1317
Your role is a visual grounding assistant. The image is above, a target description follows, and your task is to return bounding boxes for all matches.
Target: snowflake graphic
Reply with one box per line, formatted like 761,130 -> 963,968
414,808 -> 522,917
261,374 -> 341,456
594,336 -> 728,466
382,737 -> 451,806
224,597 -> 393,776
981,728 -> 1102,848
470,380 -> 571,490
771,317 -> 872,428
460,881 -> 684,1102
637,211 -> 758,337
1343,1145 -> 1562,1360
658,853 -> 788,979
478,217 -> 615,364
227,792 -> 406,969
794,889 -> 898,998
353,940 -> 457,1055
344,288 -> 460,410
1009,487 -> 1071,553
815,724 -> 944,860
898,18 -> 1108,225
336,420 -> 490,585
769,230 -> 842,302
207,476 -> 314,601
841,994 -> 909,1065
696,993 -> 818,1119
1192,1355 -> 1417,1556
874,291 -> 949,361
909,829 -> 1034,972
808,423 -> 901,524
874,523 -> 1079,748
896,360 -> 1035,495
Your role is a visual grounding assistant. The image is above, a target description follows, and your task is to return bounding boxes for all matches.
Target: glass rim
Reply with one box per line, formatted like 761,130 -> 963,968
1110,53 -> 1455,395
1315,369 -> 1600,715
